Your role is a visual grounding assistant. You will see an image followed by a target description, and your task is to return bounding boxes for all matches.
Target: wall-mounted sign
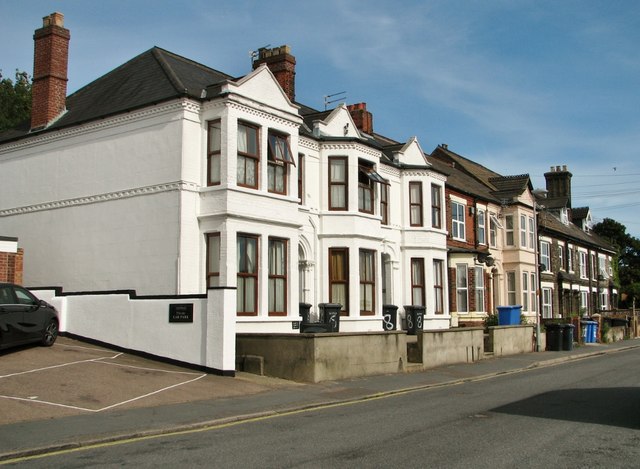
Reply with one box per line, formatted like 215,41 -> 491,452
169,303 -> 193,323
292,321 -> 300,330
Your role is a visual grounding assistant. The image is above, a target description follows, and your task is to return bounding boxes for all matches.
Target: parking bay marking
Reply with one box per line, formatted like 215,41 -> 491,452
0,353 -> 207,413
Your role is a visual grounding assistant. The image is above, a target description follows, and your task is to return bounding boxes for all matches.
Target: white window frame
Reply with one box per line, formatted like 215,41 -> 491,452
507,271 -> 517,305
540,241 -> 551,272
505,215 -> 514,246
580,251 -> 588,279
474,266 -> 485,312
542,287 -> 552,319
528,216 -> 535,249
477,209 -> 486,245
522,271 -> 529,311
520,215 -> 527,248
456,263 -> 469,313
451,202 -> 466,241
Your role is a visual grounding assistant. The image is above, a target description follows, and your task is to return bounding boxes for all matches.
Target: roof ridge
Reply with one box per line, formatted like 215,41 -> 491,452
152,47 -> 187,94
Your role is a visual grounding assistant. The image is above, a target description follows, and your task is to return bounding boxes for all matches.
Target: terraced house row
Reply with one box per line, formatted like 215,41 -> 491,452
0,13 -> 617,338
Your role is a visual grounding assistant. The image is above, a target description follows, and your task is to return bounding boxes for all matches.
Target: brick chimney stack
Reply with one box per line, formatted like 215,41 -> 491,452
347,102 -> 373,135
544,165 -> 573,207
252,45 -> 296,102
31,12 -> 70,130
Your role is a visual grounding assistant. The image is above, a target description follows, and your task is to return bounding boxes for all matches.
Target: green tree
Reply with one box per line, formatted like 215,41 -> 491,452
0,70 -> 31,132
593,218 -> 640,308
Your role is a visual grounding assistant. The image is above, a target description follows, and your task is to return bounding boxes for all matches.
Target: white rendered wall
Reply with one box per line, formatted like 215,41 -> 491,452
0,103 -> 191,294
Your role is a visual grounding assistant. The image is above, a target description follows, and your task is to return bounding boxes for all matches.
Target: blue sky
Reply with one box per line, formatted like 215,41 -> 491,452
2,0 -> 639,237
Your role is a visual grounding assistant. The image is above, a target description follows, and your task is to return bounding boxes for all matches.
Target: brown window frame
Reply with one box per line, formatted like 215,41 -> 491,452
411,257 -> 425,306
409,182 -> 423,227
206,233 -> 220,288
268,237 -> 288,316
207,120 -> 221,186
380,182 -> 389,225
237,121 -> 260,189
267,131 -> 295,195
359,249 -> 376,316
433,259 -> 444,314
329,247 -> 349,315
358,164 -> 375,214
297,154 -> 304,205
237,233 -> 259,316
431,184 -> 441,229
329,157 -> 348,211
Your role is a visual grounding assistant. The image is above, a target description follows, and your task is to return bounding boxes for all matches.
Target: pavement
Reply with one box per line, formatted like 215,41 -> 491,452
1,337 -> 639,462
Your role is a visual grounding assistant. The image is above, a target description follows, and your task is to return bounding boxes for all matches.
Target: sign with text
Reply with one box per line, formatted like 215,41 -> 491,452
169,303 -> 194,323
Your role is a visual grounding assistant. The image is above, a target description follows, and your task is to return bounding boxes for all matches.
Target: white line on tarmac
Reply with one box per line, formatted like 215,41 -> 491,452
0,353 -> 123,379
92,360 -> 205,376
0,373 -> 207,413
96,374 -> 207,412
0,353 -> 208,413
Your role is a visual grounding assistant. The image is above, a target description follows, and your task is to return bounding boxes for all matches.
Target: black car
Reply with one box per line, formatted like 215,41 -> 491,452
0,283 -> 58,350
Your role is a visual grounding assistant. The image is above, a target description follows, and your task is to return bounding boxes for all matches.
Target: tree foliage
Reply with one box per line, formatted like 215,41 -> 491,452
0,70 -> 31,132
593,218 -> 640,307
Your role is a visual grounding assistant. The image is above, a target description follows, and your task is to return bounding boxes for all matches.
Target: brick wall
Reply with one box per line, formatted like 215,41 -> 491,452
0,248 -> 24,285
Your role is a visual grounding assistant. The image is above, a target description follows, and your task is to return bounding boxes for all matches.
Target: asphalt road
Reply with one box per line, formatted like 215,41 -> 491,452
7,347 -> 639,468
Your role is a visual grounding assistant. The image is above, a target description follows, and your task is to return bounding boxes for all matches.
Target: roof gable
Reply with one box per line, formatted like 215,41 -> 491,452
391,137 -> 430,166
308,104 -> 360,139
222,64 -> 299,113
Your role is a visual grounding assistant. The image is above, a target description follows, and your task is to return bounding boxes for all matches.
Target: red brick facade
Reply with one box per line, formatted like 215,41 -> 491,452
0,248 -> 24,285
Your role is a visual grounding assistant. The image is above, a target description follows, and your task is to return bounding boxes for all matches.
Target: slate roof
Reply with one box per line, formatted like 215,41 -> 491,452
430,144 -> 502,190
429,144 -> 534,203
571,206 -> 590,222
538,210 -> 615,253
0,47 -> 233,143
488,174 -> 532,201
427,157 -> 499,203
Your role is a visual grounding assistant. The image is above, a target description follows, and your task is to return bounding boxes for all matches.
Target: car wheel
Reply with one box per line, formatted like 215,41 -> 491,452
41,319 -> 58,347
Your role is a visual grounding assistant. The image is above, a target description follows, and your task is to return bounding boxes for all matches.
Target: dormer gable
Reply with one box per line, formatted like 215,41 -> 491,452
219,64 -> 299,115
392,137 -> 430,166
311,104 -> 360,139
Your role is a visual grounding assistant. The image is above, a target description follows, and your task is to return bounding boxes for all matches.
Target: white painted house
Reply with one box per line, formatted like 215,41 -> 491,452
0,13 -> 450,335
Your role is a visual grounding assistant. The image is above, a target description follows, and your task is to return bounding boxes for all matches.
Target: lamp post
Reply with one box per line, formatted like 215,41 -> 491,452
532,189 -> 548,352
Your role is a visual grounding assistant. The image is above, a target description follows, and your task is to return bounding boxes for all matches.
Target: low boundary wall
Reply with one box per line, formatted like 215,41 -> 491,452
486,325 -> 535,356
31,287 -> 237,375
418,328 -> 485,369
237,331 -> 408,383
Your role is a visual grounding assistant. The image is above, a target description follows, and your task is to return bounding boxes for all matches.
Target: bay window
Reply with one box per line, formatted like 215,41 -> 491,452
237,122 -> 259,188
237,234 -> 258,315
268,238 -> 287,316
359,250 -> 376,315
329,248 -> 349,313
329,157 -> 348,210
409,182 -> 423,226
207,120 -> 221,186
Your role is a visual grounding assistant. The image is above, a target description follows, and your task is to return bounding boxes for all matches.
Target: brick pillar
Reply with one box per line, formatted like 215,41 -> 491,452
31,12 -> 70,130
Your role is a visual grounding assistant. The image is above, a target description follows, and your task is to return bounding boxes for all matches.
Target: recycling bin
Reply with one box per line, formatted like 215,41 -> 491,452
319,303 -> 342,332
382,304 -> 398,331
582,320 -> 598,343
299,302 -> 312,324
497,305 -> 522,326
404,305 -> 425,335
562,324 -> 575,351
545,323 -> 563,351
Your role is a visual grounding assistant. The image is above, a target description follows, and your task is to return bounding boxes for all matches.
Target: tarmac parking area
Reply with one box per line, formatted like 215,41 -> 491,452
0,337 -> 295,425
